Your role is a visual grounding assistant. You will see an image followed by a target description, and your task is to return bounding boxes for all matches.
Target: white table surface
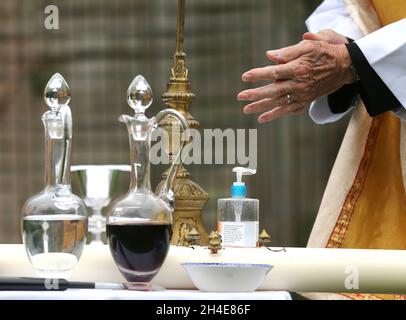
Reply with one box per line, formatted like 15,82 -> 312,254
0,289 -> 291,300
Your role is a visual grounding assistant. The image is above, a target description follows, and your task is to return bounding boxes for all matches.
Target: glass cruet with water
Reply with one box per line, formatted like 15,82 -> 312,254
21,73 -> 88,279
106,75 -> 188,290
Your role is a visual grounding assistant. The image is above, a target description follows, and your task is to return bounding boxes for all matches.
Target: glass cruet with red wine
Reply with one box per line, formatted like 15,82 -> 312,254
106,75 -> 188,291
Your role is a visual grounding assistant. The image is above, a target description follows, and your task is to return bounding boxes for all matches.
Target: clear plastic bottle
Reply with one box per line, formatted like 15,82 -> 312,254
217,167 -> 259,248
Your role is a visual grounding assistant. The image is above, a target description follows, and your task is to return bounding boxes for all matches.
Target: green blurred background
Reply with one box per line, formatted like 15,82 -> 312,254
0,0 -> 349,246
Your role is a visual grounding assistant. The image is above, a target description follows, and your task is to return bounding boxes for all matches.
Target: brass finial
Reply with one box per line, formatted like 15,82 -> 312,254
258,229 -> 272,247
208,231 -> 222,254
177,223 -> 200,247
185,227 -> 200,246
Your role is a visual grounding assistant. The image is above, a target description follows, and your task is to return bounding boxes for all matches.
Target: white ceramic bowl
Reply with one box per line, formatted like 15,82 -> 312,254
181,262 -> 273,292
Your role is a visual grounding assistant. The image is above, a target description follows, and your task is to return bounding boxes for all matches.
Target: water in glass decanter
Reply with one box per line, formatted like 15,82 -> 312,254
22,214 -> 87,278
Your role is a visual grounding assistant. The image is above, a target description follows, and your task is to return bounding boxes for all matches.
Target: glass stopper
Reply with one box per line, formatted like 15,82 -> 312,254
44,73 -> 71,112
127,75 -> 153,113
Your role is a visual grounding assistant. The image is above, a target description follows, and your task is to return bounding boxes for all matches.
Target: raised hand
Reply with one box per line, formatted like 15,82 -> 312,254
238,31 -> 357,123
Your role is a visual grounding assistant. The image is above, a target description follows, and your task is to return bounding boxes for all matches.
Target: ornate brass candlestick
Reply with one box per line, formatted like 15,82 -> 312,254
156,0 -> 209,246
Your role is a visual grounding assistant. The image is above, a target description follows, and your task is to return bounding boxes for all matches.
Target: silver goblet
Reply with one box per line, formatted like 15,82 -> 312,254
71,165 -> 131,245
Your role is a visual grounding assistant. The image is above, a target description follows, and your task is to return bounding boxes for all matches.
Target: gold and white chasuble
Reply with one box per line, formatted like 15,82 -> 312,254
306,0 -> 406,300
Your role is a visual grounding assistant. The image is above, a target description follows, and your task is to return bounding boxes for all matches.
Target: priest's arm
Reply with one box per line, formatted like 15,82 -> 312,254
307,0 -> 406,124
237,0 -> 406,124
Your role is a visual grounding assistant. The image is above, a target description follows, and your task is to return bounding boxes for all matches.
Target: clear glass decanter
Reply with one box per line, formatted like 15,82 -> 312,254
106,75 -> 188,290
21,73 -> 88,279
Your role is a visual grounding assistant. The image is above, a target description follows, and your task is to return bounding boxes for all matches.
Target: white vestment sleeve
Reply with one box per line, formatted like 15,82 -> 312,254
305,0 -> 364,39
355,18 -> 406,112
305,0 -> 363,124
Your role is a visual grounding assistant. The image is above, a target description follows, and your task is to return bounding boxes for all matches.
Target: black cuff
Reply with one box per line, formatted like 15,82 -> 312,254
327,38 -> 359,115
346,42 -> 402,116
328,82 -> 360,114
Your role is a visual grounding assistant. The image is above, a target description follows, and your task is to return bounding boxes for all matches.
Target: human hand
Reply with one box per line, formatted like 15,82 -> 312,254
238,34 -> 356,123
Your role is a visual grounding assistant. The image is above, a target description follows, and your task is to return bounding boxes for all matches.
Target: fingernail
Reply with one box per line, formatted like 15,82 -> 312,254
243,106 -> 251,114
238,92 -> 249,101
242,73 -> 252,81
258,116 -> 266,123
267,50 -> 282,59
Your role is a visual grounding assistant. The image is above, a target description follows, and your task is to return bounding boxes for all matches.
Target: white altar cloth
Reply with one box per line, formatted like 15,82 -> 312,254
2,244 -> 406,294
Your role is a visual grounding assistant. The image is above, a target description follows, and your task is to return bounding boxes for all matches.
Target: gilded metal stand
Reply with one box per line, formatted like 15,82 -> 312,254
156,0 -> 209,246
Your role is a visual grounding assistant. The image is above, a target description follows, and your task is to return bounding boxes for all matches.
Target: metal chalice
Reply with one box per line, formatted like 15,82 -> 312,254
71,165 -> 130,244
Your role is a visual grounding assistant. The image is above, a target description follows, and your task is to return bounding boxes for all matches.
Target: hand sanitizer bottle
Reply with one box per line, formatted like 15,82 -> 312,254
217,167 -> 259,248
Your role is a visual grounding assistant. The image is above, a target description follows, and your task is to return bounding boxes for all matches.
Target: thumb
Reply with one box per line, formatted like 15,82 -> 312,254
266,41 -> 313,63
